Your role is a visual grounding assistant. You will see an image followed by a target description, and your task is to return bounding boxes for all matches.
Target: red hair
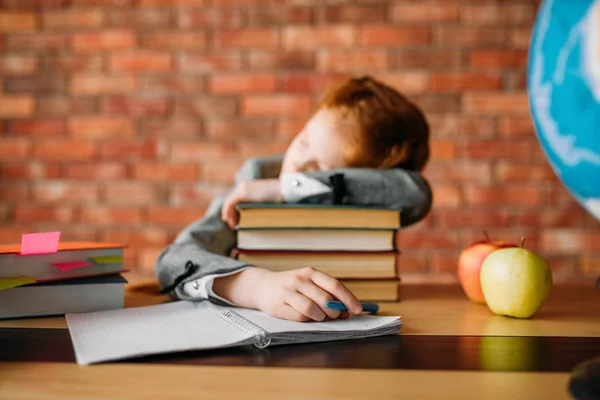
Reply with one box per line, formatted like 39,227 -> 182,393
319,76 -> 430,171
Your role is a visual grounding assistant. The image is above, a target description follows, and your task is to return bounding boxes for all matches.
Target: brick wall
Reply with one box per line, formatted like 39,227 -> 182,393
1,0 -> 598,283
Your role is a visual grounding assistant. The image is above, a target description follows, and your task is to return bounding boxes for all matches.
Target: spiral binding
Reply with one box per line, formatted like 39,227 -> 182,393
209,308 -> 271,349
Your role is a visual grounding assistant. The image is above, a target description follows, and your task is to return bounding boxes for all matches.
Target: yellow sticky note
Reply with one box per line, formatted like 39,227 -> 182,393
90,256 -> 124,264
0,276 -> 36,291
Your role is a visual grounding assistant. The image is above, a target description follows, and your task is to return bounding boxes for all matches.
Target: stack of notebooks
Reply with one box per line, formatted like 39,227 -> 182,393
0,231 -> 128,319
233,204 -> 401,301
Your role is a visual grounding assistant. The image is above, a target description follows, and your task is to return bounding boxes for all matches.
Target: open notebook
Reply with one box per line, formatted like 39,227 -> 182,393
66,300 -> 403,365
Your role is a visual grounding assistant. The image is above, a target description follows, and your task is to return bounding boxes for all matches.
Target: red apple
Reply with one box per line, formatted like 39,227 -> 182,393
458,232 -> 518,304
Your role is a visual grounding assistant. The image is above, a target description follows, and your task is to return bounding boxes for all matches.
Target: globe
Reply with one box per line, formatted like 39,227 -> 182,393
528,0 -> 600,220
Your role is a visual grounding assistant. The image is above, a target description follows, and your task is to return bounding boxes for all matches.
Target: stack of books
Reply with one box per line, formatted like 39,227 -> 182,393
233,204 -> 401,301
0,232 -> 128,319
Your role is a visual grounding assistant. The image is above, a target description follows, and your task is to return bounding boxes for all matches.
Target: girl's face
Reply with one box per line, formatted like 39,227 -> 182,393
280,109 -> 351,175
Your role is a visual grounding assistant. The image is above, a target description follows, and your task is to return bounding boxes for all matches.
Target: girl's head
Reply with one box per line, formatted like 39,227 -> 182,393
281,76 -> 430,175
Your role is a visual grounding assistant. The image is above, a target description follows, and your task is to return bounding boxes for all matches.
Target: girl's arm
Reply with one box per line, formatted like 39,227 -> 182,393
280,168 -> 432,226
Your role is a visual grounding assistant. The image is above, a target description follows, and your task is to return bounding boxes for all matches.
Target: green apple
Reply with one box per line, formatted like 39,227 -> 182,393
480,239 -> 553,319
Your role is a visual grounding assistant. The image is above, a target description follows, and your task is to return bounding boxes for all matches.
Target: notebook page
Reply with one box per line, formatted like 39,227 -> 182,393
66,301 -> 254,365
231,307 -> 401,334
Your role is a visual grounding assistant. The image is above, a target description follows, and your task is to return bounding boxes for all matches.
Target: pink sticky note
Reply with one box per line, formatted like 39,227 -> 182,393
20,231 -> 61,255
51,261 -> 92,271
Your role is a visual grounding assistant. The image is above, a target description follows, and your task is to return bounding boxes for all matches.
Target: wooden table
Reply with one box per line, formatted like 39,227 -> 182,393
1,276 -> 598,400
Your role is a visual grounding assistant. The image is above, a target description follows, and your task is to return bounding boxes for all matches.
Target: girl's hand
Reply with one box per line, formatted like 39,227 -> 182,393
221,179 -> 283,230
213,267 -> 363,322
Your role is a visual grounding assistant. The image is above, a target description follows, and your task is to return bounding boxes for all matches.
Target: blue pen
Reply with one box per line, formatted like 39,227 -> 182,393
325,301 -> 379,314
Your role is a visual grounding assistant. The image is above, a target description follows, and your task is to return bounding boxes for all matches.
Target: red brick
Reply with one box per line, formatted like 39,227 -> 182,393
416,95 -> 460,114
280,74 -> 347,93
206,120 -> 273,140
109,51 -> 172,72
64,162 -> 128,180
505,71 -> 527,90
284,26 -> 355,49
397,231 -> 459,250
316,50 -> 388,73
0,226 -> 31,243
396,256 -> 428,273
133,163 -> 199,182
79,207 -> 143,225
498,117 -> 535,137
176,98 -> 237,118
469,50 -> 528,68
215,29 -> 279,48
517,209 -> 589,228
0,55 -> 37,76
461,4 -> 536,26
34,140 -> 96,160
1,0 -> 67,7
37,97 -> 96,116
430,140 -> 456,161
430,255 -> 459,274
146,207 -> 206,226
434,27 -> 505,46
10,120 -> 65,136
138,247 -> 165,274
43,9 -> 105,30
463,141 -> 532,159
72,0 -> 133,4
68,116 -> 135,140
426,115 -> 496,138
31,182 -> 99,204
248,6 -> 312,25
581,257 -> 600,276
461,229 -> 540,251
541,230 -> 600,253
322,5 -> 384,23
495,163 -> 557,183
0,95 -> 34,118
241,95 -> 313,116
143,32 -> 206,49
7,33 -> 67,51
439,210 -> 512,228
47,227 -> 99,243
463,93 -> 530,115
141,75 -> 205,94
464,186 -> 544,206
14,206 -> 74,224
107,8 -> 170,28
0,162 -> 61,180
5,75 -> 65,93
424,161 -> 492,184
431,185 -> 462,208
0,138 -> 30,160
169,183 -> 229,207
509,27 -> 532,49
201,161 -> 245,184
209,74 -> 278,94
73,30 -> 137,52
144,118 -> 202,138
105,182 -> 165,206
70,74 -> 137,95
100,96 -> 170,117
431,73 -> 502,91
169,142 -> 237,161
239,141 -> 290,159
275,118 -> 306,140
393,50 -> 463,69
141,0 -> 206,4
47,55 -> 102,72
177,8 -> 243,29
392,4 -> 458,22
101,229 -> 174,248
359,26 -> 429,46
0,12 -> 37,32
376,73 -> 430,94
178,52 -> 242,73
101,141 -> 161,160
0,183 -> 29,201
248,51 -> 314,70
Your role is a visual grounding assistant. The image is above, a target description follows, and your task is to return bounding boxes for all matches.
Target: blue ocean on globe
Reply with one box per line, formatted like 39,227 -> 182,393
528,0 -> 600,220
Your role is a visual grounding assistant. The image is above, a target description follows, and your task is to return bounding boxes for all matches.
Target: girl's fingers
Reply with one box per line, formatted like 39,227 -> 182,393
274,304 -> 311,322
298,282 -> 341,320
310,270 -> 362,315
284,291 -> 327,322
